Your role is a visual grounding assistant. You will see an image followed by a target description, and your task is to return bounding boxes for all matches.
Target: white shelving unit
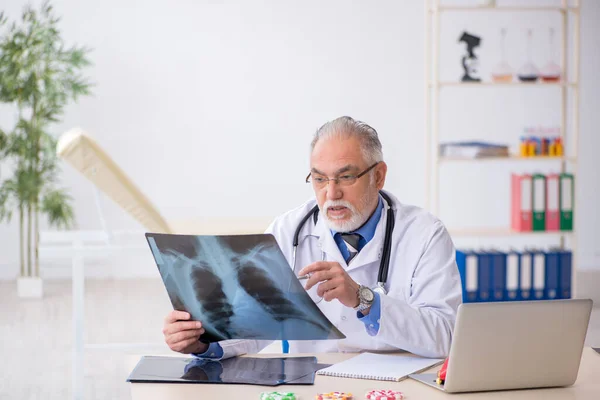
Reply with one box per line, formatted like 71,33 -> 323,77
435,5 -> 579,12
430,81 -> 573,87
439,155 -> 577,163
424,1 -> 580,292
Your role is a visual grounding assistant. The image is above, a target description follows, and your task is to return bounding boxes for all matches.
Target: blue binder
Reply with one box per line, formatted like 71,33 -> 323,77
519,249 -> 533,301
544,249 -> 560,300
505,250 -> 521,301
490,250 -> 507,302
477,251 -> 493,302
558,250 -> 572,299
456,250 -> 478,303
456,250 -> 468,302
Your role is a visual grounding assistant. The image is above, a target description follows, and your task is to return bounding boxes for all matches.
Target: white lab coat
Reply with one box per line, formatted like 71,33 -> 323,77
217,190 -> 462,359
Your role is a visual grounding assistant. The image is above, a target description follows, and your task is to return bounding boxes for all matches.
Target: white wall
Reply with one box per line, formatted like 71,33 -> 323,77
0,0 -> 598,279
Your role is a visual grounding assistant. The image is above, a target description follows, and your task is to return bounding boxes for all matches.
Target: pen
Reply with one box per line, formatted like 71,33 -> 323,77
297,275 -> 310,281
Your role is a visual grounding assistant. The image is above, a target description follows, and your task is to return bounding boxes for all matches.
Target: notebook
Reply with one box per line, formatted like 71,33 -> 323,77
316,353 -> 443,382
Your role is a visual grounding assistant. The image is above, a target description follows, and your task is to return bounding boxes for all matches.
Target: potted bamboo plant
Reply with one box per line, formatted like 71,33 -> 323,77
0,2 -> 92,297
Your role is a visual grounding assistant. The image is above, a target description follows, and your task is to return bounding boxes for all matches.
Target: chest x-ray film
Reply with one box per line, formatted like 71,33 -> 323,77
146,233 -> 345,342
127,355 -> 329,385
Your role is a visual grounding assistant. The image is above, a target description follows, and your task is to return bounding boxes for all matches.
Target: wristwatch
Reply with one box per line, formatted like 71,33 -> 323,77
354,284 -> 375,312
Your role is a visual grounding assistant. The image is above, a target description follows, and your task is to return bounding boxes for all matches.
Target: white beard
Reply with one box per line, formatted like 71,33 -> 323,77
321,190 -> 378,233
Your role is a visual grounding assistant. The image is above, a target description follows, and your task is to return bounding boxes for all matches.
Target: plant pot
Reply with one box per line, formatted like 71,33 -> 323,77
17,276 -> 44,298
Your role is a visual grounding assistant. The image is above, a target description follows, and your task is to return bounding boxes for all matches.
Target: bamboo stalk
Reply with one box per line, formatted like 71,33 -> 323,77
33,114 -> 40,279
34,208 -> 39,278
30,82 -> 37,278
27,204 -> 32,277
19,206 -> 24,277
17,102 -> 25,278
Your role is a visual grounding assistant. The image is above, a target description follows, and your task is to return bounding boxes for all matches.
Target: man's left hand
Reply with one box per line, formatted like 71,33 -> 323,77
299,261 -> 360,308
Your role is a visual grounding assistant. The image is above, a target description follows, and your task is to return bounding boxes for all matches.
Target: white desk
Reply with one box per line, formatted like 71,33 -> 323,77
130,348 -> 600,399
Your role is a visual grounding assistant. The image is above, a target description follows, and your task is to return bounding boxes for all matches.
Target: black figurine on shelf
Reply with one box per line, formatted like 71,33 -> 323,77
459,31 -> 482,82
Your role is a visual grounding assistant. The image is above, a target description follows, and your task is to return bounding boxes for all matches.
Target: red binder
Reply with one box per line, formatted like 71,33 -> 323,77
511,174 -> 532,231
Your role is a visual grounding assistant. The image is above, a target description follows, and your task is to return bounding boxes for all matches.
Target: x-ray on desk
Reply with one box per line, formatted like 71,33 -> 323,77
130,349 -> 600,400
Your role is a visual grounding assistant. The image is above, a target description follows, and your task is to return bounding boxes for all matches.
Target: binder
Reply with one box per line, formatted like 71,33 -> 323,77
546,174 -> 560,231
456,250 -> 478,303
558,249 -> 572,299
559,173 -> 574,231
519,250 -> 533,300
456,250 -> 467,302
457,248 -> 571,303
544,249 -> 560,300
532,174 -> 546,231
490,250 -> 507,302
506,250 -> 521,301
511,174 -> 532,231
477,251 -> 492,302
532,249 -> 546,299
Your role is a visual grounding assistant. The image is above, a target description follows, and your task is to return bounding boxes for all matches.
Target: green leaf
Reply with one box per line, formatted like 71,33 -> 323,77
0,128 -> 7,154
41,188 -> 75,229
0,179 -> 18,222
0,1 -> 91,229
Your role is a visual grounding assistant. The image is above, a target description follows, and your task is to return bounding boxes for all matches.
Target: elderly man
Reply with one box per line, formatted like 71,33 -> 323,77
163,116 -> 462,359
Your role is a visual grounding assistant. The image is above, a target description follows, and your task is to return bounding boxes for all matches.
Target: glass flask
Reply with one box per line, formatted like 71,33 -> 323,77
540,28 -> 561,82
517,29 -> 539,82
492,28 -> 513,83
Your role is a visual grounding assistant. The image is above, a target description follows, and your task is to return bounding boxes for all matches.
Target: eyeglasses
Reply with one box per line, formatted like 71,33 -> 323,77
305,162 -> 379,188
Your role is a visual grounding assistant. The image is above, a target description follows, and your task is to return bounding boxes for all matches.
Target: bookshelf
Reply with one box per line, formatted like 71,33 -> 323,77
424,1 -> 580,294
433,6 -> 578,12
449,227 -> 576,238
431,81 -> 575,87
439,155 -> 576,163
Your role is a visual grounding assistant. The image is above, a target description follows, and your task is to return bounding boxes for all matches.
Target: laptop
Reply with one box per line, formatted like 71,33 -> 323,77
410,299 -> 592,393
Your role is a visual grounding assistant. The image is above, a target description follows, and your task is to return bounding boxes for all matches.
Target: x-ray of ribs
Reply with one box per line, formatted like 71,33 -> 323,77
156,234 -> 339,341
191,266 -> 234,336
164,256 -> 193,311
236,263 -> 330,332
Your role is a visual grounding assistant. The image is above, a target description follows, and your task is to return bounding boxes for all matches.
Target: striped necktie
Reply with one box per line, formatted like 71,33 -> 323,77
340,233 -> 362,264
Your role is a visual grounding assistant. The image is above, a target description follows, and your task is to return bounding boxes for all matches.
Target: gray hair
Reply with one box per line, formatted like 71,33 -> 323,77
310,116 -> 384,164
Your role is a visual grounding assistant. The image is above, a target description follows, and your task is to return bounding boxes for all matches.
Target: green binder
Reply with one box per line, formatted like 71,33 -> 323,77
532,174 -> 546,231
560,173 -> 574,231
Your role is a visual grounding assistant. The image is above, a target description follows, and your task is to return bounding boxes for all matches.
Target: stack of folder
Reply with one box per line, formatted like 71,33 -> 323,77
456,249 -> 572,303
439,141 -> 510,158
511,173 -> 574,232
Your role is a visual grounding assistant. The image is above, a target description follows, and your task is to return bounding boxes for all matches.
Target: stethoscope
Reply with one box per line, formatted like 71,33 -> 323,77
291,191 -> 395,295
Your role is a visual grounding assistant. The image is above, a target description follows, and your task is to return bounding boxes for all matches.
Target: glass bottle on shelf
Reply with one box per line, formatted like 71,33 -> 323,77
517,29 -> 539,82
540,28 -> 561,82
492,28 -> 513,83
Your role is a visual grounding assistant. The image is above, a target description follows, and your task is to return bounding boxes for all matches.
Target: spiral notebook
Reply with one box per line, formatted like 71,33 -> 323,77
316,353 -> 443,382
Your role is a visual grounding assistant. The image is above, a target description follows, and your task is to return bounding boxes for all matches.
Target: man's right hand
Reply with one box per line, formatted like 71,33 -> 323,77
163,310 -> 208,354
